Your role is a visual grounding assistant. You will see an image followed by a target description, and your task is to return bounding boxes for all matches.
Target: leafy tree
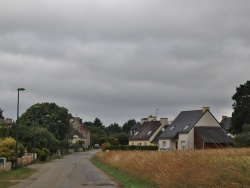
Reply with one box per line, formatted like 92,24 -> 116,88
242,123 -> 250,133
230,80 -> 250,134
122,119 -> 136,134
109,137 -> 119,145
93,118 -> 104,128
111,132 -> 130,145
19,102 -> 73,141
106,123 -> 122,135
234,132 -> 250,147
0,108 -> 3,118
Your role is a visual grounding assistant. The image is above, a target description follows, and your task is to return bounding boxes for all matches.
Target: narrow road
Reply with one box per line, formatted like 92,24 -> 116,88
10,150 -> 120,188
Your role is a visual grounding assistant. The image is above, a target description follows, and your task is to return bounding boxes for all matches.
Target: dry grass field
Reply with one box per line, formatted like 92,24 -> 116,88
96,148 -> 250,188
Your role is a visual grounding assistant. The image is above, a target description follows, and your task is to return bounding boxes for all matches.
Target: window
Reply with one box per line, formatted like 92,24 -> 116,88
169,126 -> 175,131
134,131 -> 139,135
181,141 -> 186,150
184,125 -> 189,130
147,130 -> 152,135
163,141 -> 166,147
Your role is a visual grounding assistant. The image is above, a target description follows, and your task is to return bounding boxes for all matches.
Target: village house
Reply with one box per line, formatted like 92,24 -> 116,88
70,117 -> 90,148
220,116 -> 232,133
129,115 -> 169,146
158,107 -> 232,150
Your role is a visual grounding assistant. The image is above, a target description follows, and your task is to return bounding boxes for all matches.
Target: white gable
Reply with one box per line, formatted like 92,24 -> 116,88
195,111 -> 220,127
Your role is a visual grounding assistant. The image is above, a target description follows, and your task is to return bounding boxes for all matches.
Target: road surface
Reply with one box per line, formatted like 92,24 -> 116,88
10,150 -> 120,188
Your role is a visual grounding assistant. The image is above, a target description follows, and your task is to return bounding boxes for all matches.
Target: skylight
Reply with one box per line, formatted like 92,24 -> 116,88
169,126 -> 175,131
184,125 -> 189,130
147,130 -> 152,135
134,131 -> 139,135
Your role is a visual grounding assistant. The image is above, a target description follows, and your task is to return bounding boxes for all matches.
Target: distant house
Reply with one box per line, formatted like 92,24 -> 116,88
70,117 -> 90,148
0,118 -> 12,127
158,107 -> 232,150
220,116 -> 232,133
129,115 -> 169,146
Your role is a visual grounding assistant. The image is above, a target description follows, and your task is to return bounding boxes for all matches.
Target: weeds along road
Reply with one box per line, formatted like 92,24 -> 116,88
10,150 -> 120,188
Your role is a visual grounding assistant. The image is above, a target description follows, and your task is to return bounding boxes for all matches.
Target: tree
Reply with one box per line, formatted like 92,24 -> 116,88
19,102 -> 73,141
230,80 -> 250,134
122,119 -> 136,134
106,123 -> 122,135
111,132 -> 130,145
234,132 -> 250,147
0,108 -> 3,118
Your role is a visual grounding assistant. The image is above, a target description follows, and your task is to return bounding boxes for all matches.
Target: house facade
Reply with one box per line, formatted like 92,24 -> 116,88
158,107 -> 232,150
70,117 -> 90,148
129,116 -> 169,146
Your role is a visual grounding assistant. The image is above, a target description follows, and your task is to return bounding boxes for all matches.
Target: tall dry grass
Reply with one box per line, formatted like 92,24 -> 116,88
96,148 -> 250,188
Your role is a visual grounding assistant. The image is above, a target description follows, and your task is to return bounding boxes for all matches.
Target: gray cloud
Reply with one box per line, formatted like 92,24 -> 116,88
1,0 -> 250,126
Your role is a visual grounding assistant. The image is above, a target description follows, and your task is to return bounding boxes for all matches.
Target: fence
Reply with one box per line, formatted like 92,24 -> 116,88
0,153 -> 37,172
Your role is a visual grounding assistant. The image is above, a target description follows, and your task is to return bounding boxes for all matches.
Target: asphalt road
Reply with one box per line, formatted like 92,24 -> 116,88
10,150 -> 120,188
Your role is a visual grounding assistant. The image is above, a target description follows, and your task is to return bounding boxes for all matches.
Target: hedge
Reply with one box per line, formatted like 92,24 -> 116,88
105,145 -> 158,151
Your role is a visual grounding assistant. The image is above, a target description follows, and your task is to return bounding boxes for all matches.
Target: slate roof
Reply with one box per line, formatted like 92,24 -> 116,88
220,117 -> 232,132
159,110 -> 204,139
129,121 -> 161,141
73,129 -> 85,139
195,126 -> 232,144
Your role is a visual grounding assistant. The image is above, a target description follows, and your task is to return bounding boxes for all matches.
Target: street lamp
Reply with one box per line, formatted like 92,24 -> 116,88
45,115 -> 51,148
15,88 -> 25,169
32,105 -> 40,148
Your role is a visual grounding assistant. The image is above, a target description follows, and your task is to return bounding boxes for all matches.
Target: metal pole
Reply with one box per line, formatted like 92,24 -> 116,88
15,90 -> 19,169
15,88 -> 25,169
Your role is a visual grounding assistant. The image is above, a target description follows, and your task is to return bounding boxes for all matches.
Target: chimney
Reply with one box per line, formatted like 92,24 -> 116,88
148,115 -> 156,121
160,118 -> 169,125
202,107 -> 210,113
222,116 -> 228,120
141,118 -> 148,124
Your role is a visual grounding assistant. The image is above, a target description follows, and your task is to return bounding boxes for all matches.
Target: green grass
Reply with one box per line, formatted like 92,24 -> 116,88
0,168 -> 36,188
90,156 -> 158,188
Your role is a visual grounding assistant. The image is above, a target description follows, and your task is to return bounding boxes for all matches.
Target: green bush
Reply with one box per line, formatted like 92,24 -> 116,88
234,132 -> 250,147
0,137 -> 24,162
30,148 -> 47,161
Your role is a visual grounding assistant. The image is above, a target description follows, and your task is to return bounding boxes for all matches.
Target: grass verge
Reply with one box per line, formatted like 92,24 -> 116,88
0,168 -> 37,188
90,156 -> 158,188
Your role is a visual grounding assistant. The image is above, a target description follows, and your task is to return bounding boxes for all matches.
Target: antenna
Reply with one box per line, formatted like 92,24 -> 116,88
155,108 -> 160,119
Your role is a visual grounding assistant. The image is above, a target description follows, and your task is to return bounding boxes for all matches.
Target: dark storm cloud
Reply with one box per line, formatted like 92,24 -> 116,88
1,0 -> 250,125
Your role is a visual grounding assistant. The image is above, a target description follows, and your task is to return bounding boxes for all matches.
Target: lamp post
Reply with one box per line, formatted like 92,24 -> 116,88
15,88 -> 25,169
32,105 -> 40,148
45,115 -> 51,148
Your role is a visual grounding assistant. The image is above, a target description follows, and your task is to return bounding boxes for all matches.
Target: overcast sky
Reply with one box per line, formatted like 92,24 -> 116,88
0,0 -> 250,126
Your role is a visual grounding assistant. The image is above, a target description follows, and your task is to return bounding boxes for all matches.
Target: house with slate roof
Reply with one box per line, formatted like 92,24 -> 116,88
129,115 -> 169,146
158,107 -> 232,150
70,117 -> 90,148
220,116 -> 232,133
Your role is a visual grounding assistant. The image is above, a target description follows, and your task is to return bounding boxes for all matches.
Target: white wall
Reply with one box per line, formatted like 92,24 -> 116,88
195,111 -> 220,127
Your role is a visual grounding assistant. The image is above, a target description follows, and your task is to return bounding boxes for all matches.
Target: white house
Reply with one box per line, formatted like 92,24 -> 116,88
158,107 -> 232,150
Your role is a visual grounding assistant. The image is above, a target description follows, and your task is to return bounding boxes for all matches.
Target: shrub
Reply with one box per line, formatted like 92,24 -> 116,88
101,142 -> 110,151
0,137 -> 24,162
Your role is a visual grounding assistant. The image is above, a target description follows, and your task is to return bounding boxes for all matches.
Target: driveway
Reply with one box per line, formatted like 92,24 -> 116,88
10,150 -> 120,188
